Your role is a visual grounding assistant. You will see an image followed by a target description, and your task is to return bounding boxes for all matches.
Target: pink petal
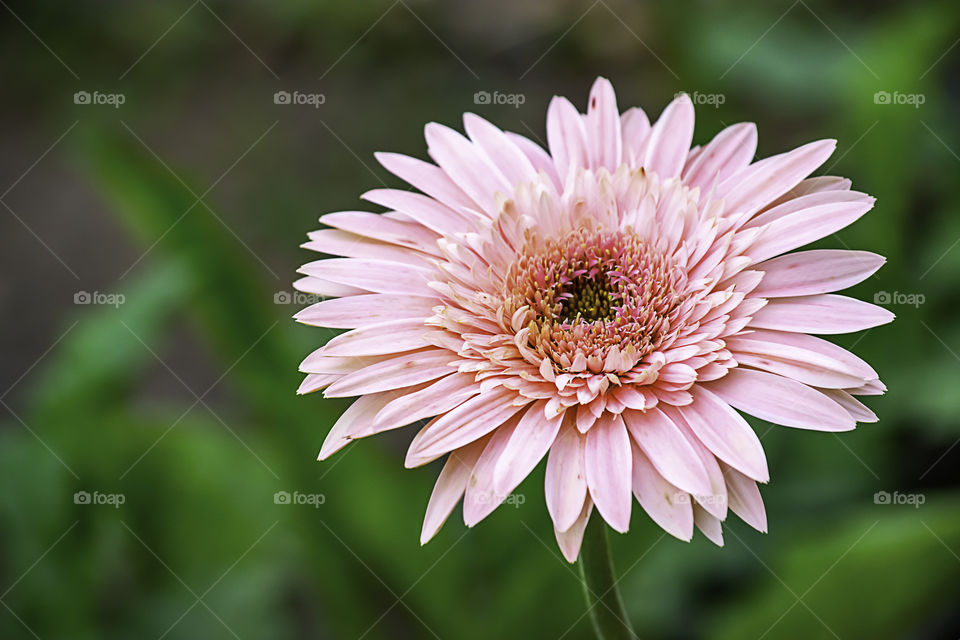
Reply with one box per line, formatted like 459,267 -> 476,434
725,329 -> 876,389
763,175 -> 851,210
374,373 -> 479,427
622,408 -> 713,495
718,139 -> 836,216
747,194 -> 875,263
297,373 -> 337,395
374,152 -> 476,212
555,499 -> 592,563
320,319 -> 430,357
679,386 -> 769,482
706,368 -> 855,431
546,96 -> 589,184
300,351 -> 380,375
323,350 -> 454,398
643,94 -> 695,179
693,505 -> 724,546
299,258 -> 433,297
749,294 -> 895,334
754,250 -> 885,297
405,387 -> 528,466
747,189 -> 868,229
631,444 -> 694,541
318,392 -> 396,460
576,404 -> 599,433
850,378 -> 886,396
620,107 -> 650,163
584,413 -> 632,532
683,122 -> 757,190
463,416 -> 522,526
817,388 -> 878,423
294,294 -> 433,329
545,423 -> 588,532
425,122 -> 510,215
319,210 -> 439,251
463,113 -> 539,188
293,276 -> 365,298
362,189 -> 473,234
303,229 -> 431,266
505,131 -> 562,187
720,463 -> 767,533
420,439 -> 486,544
585,77 -> 622,171
493,399 -> 564,497
661,406 -> 729,519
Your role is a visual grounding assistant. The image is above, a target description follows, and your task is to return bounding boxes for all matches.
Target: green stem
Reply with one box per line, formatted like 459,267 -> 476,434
577,516 -> 636,640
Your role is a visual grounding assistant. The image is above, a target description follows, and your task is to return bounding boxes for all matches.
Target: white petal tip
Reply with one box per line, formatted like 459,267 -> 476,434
607,520 -> 630,534
318,436 -> 351,460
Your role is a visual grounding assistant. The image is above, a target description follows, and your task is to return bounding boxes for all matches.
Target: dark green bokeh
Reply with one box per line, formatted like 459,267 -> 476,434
1,1 -> 958,638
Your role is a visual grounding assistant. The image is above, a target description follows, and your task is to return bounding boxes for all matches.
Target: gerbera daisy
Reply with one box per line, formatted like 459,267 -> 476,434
295,77 -> 891,561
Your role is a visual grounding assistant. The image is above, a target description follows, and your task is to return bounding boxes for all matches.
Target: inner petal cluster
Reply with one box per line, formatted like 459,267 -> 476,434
502,228 -> 689,375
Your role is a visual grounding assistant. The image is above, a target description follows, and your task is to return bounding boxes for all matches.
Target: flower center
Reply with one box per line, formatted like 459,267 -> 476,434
502,227 -> 690,373
558,272 -> 616,323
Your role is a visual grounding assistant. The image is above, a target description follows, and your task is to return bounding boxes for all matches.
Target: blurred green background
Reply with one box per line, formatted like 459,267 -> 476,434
1,1 -> 958,638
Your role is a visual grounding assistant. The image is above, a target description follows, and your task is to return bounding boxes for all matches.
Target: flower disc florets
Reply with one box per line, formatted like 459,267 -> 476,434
503,227 -> 689,375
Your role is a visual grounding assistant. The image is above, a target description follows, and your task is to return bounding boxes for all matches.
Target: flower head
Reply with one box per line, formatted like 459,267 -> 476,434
296,78 -> 891,561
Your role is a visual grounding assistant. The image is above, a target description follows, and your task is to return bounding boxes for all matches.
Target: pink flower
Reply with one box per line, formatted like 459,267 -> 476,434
296,78 -> 891,561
